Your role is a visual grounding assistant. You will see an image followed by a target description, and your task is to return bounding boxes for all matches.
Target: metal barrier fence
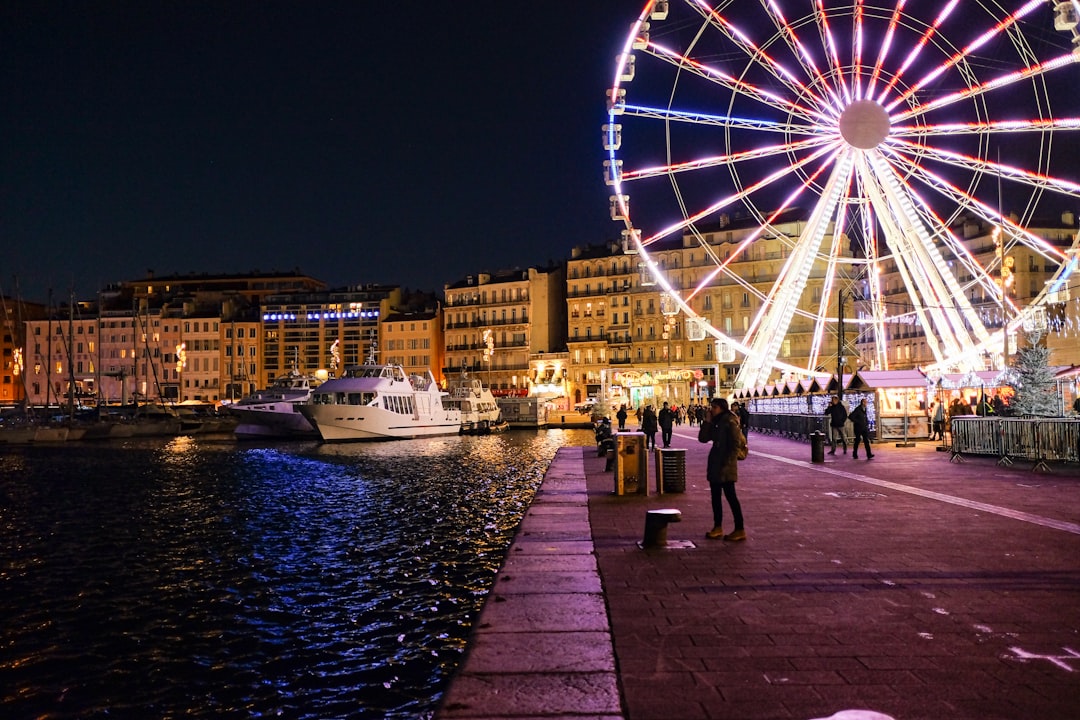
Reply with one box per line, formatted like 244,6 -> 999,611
748,413 -> 829,440
951,416 -> 1080,470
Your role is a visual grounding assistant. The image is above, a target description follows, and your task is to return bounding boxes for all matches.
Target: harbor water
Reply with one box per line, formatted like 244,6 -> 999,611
0,429 -> 593,719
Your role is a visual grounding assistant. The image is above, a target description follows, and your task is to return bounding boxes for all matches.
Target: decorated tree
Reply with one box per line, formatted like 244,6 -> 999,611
1008,335 -> 1059,417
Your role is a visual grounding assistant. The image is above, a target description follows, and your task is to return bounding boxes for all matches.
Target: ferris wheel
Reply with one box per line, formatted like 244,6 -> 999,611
605,0 -> 1080,390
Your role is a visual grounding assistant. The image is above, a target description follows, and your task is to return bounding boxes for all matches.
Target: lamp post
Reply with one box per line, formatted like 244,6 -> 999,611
837,289 -> 845,401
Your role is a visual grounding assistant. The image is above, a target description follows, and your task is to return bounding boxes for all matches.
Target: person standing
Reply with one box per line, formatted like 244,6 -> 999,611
658,402 -> 675,448
698,398 -> 746,541
616,404 -> 628,431
824,395 -> 849,454
931,402 -> 945,441
732,401 -> 750,440
850,398 -> 874,460
640,405 -> 658,449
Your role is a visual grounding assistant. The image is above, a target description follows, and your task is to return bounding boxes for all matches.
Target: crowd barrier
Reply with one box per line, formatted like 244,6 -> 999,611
950,416 -> 1080,470
748,413 -> 829,440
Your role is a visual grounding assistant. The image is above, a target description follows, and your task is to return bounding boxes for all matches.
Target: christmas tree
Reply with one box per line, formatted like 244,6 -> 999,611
1008,335 -> 1059,416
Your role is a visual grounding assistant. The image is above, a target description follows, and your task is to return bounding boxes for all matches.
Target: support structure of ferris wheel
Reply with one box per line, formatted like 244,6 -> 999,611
605,0 -> 1080,390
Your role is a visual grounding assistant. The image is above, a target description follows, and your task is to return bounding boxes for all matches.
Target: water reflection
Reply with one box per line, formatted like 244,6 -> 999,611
0,430 -> 592,719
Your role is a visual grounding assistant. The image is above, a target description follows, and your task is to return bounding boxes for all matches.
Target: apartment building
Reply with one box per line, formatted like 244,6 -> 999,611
566,211 -> 816,407
381,309 -> 446,386
443,266 -> 567,396
261,284 -> 402,385
1,297 -> 45,406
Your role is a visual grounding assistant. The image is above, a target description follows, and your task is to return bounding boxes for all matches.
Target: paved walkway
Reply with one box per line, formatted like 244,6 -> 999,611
439,426 -> 1080,720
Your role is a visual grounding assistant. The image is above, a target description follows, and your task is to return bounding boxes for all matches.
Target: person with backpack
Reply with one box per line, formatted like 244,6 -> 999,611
849,398 -> 874,460
698,397 -> 747,542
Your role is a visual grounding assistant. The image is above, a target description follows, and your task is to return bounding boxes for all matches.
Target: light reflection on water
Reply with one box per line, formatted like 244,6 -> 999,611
0,429 -> 592,719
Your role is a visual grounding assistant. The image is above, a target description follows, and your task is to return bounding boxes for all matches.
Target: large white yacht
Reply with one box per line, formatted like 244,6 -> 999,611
231,372 -> 322,439
298,363 -> 461,441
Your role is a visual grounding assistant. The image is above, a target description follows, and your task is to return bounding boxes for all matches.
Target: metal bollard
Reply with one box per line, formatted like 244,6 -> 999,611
810,432 -> 825,463
641,508 -> 682,548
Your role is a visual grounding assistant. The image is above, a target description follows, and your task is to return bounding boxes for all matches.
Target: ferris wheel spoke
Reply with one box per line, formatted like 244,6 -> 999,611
643,40 -> 823,125
891,118 -> 1080,138
888,138 -> 1080,200
893,53 -> 1080,123
883,145 -> 1073,263
641,140 -> 844,246
896,181 -> 1009,308
815,0 -> 854,106
875,0 -> 960,104
686,1 -> 833,113
806,171 -> 858,370
737,153 -> 856,389
620,136 -> 831,183
863,0 -> 909,100
884,0 -> 1046,113
620,104 -> 824,135
761,0 -> 845,112
860,152 -> 993,369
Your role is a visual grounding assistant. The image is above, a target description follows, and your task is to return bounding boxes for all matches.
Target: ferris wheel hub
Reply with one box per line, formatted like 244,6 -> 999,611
839,100 -> 891,150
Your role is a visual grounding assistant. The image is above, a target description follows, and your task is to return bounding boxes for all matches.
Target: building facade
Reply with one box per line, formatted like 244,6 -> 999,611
443,266 -> 567,397
381,309 -> 446,386
261,285 -> 402,386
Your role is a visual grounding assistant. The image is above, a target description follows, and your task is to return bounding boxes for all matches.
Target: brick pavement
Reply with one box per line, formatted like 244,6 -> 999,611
440,426 -> 1080,720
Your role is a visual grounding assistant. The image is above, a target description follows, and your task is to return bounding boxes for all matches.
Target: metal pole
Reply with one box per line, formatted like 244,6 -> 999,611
837,289 -> 845,401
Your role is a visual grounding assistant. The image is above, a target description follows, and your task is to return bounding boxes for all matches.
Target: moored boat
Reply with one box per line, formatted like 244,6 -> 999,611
444,373 -> 508,435
230,372 -> 322,439
298,363 -> 460,441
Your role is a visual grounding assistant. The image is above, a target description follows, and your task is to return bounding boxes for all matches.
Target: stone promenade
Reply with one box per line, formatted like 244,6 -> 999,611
439,425 -> 1080,720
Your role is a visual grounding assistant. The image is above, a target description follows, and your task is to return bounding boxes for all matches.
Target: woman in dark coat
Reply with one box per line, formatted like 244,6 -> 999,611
697,397 -> 746,541
640,405 -> 658,449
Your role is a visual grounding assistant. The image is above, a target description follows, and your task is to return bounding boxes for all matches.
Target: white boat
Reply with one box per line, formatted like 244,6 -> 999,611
297,363 -> 461,441
231,372 -> 322,439
444,374 -> 508,435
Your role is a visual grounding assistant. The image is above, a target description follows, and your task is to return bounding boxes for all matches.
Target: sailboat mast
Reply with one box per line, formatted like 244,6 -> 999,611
67,286 -> 76,420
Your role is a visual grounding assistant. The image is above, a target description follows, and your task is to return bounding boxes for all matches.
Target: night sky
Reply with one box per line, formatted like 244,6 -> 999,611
2,2 -> 636,303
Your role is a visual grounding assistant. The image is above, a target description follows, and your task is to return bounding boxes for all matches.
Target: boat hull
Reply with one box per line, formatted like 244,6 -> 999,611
299,405 -> 460,442
232,405 -> 317,439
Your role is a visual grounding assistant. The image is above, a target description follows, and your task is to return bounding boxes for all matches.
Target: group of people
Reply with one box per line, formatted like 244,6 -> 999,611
622,402 -> 676,449
823,395 -> 874,460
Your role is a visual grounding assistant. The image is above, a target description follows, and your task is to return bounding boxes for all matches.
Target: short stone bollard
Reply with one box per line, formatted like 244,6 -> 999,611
641,508 -> 682,549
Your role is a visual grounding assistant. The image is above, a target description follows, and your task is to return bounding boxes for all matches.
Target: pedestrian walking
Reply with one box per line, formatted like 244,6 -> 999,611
640,405 -> 658,449
824,395 -> 849,454
698,397 -> 746,541
658,402 -> 675,448
849,398 -> 874,460
616,404 -> 628,431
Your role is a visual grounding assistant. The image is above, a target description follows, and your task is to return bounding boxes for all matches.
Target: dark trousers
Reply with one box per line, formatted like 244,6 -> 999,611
710,481 -> 743,530
644,431 -> 656,449
853,429 -> 872,457
661,428 -> 673,447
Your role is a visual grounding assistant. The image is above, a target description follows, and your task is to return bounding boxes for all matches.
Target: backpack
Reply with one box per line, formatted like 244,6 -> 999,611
735,430 -> 749,461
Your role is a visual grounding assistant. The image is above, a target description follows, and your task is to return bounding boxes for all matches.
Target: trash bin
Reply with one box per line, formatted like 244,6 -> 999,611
810,431 -> 825,464
614,432 -> 648,495
654,448 -> 686,494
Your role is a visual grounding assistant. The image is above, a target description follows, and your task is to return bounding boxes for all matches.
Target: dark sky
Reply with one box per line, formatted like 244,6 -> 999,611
2,1 -> 635,303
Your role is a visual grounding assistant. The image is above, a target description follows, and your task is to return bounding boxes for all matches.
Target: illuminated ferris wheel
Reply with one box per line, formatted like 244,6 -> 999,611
605,0 -> 1080,390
